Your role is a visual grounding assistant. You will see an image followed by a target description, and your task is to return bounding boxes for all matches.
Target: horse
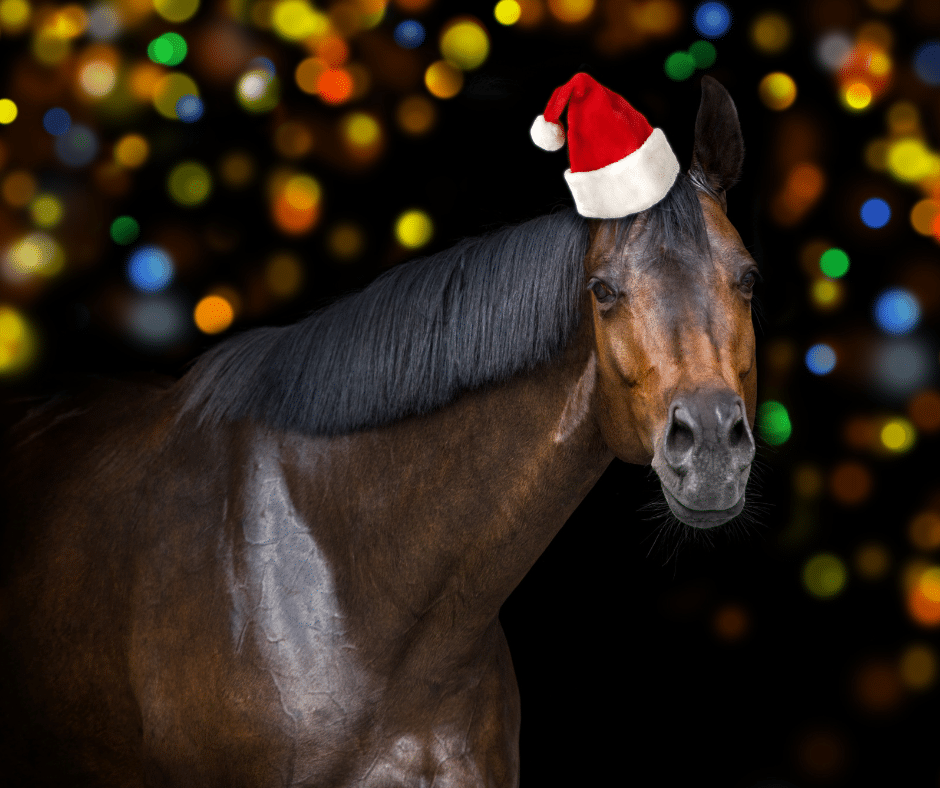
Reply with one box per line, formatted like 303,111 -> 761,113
0,75 -> 758,787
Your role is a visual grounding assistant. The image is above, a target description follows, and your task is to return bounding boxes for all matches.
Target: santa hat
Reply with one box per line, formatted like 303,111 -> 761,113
530,73 -> 680,219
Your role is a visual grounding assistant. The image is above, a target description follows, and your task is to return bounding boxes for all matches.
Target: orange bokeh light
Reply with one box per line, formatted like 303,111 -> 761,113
316,68 -> 353,105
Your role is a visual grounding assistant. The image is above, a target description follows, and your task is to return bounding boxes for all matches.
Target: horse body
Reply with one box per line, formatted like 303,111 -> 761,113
1,76 -> 758,786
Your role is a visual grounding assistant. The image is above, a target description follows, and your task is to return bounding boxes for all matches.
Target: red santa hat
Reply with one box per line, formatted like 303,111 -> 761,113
530,73 -> 680,218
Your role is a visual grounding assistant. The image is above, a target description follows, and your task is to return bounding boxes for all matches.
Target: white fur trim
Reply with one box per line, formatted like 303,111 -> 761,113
530,114 -> 565,151
564,128 -> 680,218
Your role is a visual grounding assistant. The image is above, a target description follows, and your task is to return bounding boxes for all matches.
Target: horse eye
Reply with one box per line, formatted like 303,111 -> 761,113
588,278 -> 616,303
739,269 -> 760,292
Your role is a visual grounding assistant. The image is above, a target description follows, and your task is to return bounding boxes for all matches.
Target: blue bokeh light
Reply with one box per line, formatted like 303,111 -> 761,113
805,343 -> 837,375
874,288 -> 921,335
176,94 -> 204,123
394,20 -> 426,49
913,41 -> 940,86
693,2 -> 731,39
53,125 -> 98,167
860,198 -> 891,228
43,107 -> 71,136
127,246 -> 174,292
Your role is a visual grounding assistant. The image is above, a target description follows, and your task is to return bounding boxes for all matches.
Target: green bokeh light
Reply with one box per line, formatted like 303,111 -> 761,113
802,552 -> 847,599
689,40 -> 717,69
147,33 -> 187,66
819,247 -> 850,278
665,51 -> 696,81
758,400 -> 792,446
110,216 -> 140,245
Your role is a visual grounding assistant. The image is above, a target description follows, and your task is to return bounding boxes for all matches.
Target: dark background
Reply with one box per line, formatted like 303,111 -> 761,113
2,0 -> 940,785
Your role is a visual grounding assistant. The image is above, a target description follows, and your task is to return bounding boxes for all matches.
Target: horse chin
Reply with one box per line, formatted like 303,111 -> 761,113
660,485 -> 745,529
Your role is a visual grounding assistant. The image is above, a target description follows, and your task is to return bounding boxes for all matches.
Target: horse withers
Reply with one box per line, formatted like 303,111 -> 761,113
1,76 -> 758,786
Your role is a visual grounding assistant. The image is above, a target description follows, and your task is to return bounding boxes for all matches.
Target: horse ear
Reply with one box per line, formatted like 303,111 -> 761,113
690,76 -> 744,206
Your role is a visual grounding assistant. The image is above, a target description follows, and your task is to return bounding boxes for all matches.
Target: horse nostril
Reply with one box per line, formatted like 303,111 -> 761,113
666,415 -> 695,469
729,417 -> 744,448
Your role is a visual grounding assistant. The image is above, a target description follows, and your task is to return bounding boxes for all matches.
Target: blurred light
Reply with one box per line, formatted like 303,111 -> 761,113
129,62 -> 164,102
87,2 -> 121,40
396,95 -> 436,135
874,288 -> 920,334
688,40 -> 716,69
30,194 -> 63,228
272,172 -> 321,235
176,94 -> 204,122
887,100 -> 919,134
342,112 -> 381,147
842,82 -> 872,111
816,31 -> 852,71
126,293 -> 188,350
43,107 -> 71,135
394,20 -> 425,48
906,564 -> 940,627
154,73 -> 200,119
34,28 -> 71,67
219,150 -> 255,188
194,295 -> 234,334
867,0 -> 902,11
153,0 -> 198,24
127,245 -> 174,292
53,125 -> 98,167
0,305 -> 38,377
913,41 -> 940,86
295,57 -> 325,95
758,72 -> 796,110
167,161 -> 211,207
0,99 -> 16,124
860,197 -> 890,228
0,0 -> 31,31
803,552 -> 847,599
806,343 -> 836,375
395,0 -> 433,11
265,252 -> 304,297
395,209 -> 433,249
909,510 -> 940,551
440,18 -> 490,70
148,32 -> 187,66
910,199 -> 939,236
114,134 -> 149,168
819,247 -> 849,278
864,139 -> 888,171
2,170 -> 37,207
712,603 -> 748,642
236,69 -> 279,113
664,51 -> 696,81
316,36 -> 349,67
327,222 -> 365,261
272,0 -> 328,41
899,643 -> 937,691
886,138 -> 938,183
425,60 -> 463,99
908,389 -> 940,433
110,215 -> 139,244
274,120 -> 315,159
693,2 -> 730,38
870,338 -> 934,400
79,58 -> 117,98
854,541 -> 890,581
750,11 -> 790,55
830,461 -> 872,505
317,68 -> 353,104
547,0 -> 594,24
48,5 -> 86,37
793,463 -> 823,498
494,0 -> 521,25
4,232 -> 64,281
880,417 -> 916,452
852,659 -> 903,714
758,400 -> 791,445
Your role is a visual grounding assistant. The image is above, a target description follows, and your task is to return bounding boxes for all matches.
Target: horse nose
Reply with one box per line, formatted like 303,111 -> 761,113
663,389 -> 755,474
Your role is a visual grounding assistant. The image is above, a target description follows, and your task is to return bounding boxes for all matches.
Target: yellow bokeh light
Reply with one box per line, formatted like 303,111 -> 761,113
0,305 -> 38,377
0,0 -> 31,30
899,643 -> 936,691
920,567 -> 940,603
547,0 -> 594,24
868,52 -> 891,76
3,232 -> 65,281
2,170 -> 36,207
425,60 -> 463,99
758,72 -> 796,111
880,417 -> 916,452
29,194 -> 63,228
167,160 -> 212,206
440,18 -> 490,71
272,0 -> 329,41
803,552 -> 848,599
283,174 -> 320,210
48,4 -> 86,37
911,201 -> 939,236
153,72 -> 200,120
194,295 -> 234,334
79,59 -> 117,98
396,95 -> 436,136
265,252 -> 304,298
811,278 -> 843,311
153,0 -> 199,23
750,12 -> 790,54
32,29 -> 71,67
114,134 -> 149,168
395,209 -> 433,249
327,222 -> 365,261
343,112 -> 380,147
886,138 -> 938,184
494,0 -> 521,25
0,98 -> 18,124
843,82 -> 872,111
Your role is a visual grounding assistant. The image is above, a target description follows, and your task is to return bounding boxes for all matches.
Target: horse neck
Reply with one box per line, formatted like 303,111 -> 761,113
267,321 -> 613,661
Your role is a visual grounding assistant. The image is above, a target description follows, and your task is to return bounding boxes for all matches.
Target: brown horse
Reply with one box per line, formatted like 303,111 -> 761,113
0,76 -> 758,787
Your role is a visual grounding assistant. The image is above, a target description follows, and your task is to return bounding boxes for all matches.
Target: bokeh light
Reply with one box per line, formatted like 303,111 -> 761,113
194,294 -> 234,334
860,197 -> 891,228
148,32 -> 187,66
886,138 -> 938,184
425,60 -> 463,99
899,643 -> 937,690
0,305 -> 38,378
154,73 -> 200,119
873,288 -> 920,335
819,248 -> 849,278
176,95 -> 204,123
665,51 -> 696,81
855,541 -> 891,581
271,0 -> 328,41
494,0 -> 521,25
758,72 -> 796,110
127,245 -> 174,292
913,41 -> 940,86
843,82 -> 872,111
816,31 -> 852,72
394,20 -> 425,49
236,69 -> 279,112
758,400 -> 792,445
803,553 -> 848,599
29,194 -> 63,228
0,99 -> 17,124
167,161 -> 212,207
327,222 -> 365,261
547,0 -> 595,24
110,215 -> 140,244
43,107 -> 71,135
272,172 -> 321,235
830,461 -> 873,505
906,563 -> 940,627
688,40 -> 716,69
395,209 -> 433,249
317,68 -> 354,105
750,11 -> 790,55
910,199 -> 939,236
909,511 -> 940,551
397,95 -> 436,135
3,232 -> 65,281
126,293 -> 188,350
440,18 -> 490,71
693,2 -> 730,39
265,252 -> 304,298
908,389 -> 940,433
880,417 -> 916,453
870,338 -> 933,400
806,343 -> 836,375
153,0 -> 198,23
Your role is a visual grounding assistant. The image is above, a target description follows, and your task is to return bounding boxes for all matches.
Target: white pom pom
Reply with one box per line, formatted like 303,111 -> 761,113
530,115 -> 565,151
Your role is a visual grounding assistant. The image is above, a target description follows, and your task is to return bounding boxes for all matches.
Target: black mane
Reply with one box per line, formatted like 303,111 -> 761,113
178,173 -> 706,436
